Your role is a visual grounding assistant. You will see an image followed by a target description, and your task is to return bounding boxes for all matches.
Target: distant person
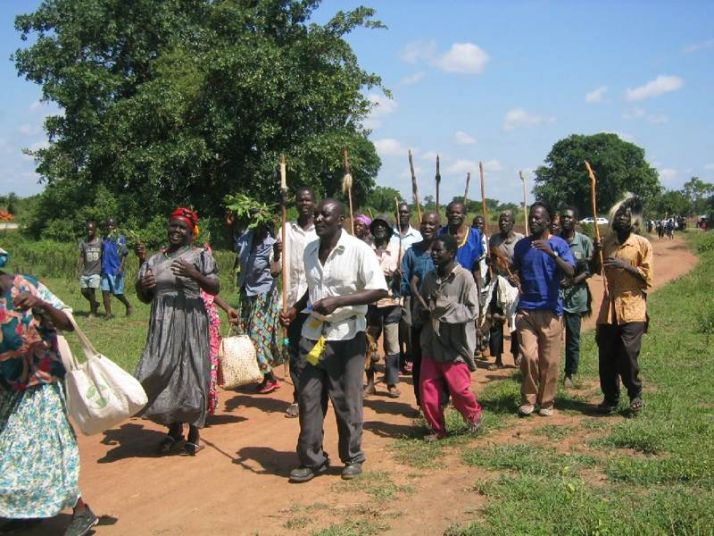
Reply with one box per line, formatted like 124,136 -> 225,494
101,217 -> 132,318
280,199 -> 387,483
512,202 -> 575,417
78,220 -> 102,317
593,195 -> 652,415
415,235 -> 482,441
558,207 -> 594,387
353,214 -> 372,244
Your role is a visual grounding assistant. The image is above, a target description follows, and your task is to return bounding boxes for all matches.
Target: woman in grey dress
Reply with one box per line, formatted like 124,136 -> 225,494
135,207 -> 219,455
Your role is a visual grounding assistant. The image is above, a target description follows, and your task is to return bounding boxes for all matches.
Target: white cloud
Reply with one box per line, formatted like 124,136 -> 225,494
18,124 -> 41,136
658,168 -> 679,182
400,40 -> 437,64
683,39 -> 714,53
704,163 -> 714,171
400,72 -> 425,85
625,75 -> 684,101
585,86 -> 607,103
419,150 -> 440,161
503,108 -> 555,131
364,93 -> 397,129
434,42 -> 489,74
446,159 -> 475,175
373,138 -> 407,157
481,160 -> 503,173
454,131 -> 477,145
399,164 -> 424,180
622,107 -> 669,124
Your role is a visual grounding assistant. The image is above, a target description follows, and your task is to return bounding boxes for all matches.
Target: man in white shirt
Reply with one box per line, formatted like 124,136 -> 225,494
277,187 -> 317,418
280,199 -> 388,483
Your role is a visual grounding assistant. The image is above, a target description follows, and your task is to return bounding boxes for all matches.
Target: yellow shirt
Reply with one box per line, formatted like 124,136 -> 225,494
596,233 -> 653,325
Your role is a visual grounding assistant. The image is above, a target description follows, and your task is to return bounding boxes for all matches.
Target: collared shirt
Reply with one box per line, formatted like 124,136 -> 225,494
390,225 -> 422,252
489,232 -> 524,268
302,230 -> 388,341
235,230 -> 276,297
415,264 -> 479,369
278,220 -> 317,307
561,231 -> 594,314
372,240 -> 402,308
438,227 -> 484,273
597,233 -> 653,325
513,235 -> 575,315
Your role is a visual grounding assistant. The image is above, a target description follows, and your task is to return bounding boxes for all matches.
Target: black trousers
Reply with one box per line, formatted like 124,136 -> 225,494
596,322 -> 646,404
287,312 -> 309,402
564,312 -> 582,376
487,292 -> 517,360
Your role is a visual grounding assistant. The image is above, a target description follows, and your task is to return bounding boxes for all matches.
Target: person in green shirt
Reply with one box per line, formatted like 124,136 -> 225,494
559,207 -> 594,387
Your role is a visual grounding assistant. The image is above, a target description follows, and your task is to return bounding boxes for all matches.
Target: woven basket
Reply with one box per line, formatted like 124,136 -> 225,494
219,335 -> 263,389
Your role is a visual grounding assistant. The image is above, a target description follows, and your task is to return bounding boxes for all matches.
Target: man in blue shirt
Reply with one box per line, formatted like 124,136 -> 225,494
101,218 -> 132,319
512,202 -> 575,417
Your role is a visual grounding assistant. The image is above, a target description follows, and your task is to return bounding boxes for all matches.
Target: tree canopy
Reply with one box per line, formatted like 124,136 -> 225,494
15,0 -> 385,242
533,133 -> 661,217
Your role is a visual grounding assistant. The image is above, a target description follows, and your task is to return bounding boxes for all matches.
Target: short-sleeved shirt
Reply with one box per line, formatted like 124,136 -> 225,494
513,235 -> 575,316
79,237 -> 102,276
101,235 -> 128,276
390,225 -> 422,252
302,230 -> 388,341
489,232 -> 525,276
597,233 -> 653,325
277,221 -> 317,308
371,240 -> 402,308
235,230 -> 276,297
561,231 -> 594,314
438,227 -> 484,273
400,242 -> 435,297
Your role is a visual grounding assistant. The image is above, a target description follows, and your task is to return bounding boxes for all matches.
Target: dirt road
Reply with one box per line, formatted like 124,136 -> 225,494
28,235 -> 698,535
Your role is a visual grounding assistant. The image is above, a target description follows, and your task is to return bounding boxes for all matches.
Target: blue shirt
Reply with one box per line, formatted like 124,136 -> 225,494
513,235 -> 575,315
101,235 -> 128,276
438,227 -> 484,273
235,230 -> 277,297
400,242 -> 435,296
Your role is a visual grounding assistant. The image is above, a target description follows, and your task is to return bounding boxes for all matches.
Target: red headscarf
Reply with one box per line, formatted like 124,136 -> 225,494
169,207 -> 199,230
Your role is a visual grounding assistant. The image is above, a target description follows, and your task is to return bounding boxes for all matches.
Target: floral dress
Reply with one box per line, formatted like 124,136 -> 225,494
0,274 -> 80,518
200,290 -> 221,415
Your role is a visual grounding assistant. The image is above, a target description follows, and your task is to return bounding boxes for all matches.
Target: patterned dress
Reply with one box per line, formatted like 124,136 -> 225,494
200,290 -> 221,415
0,275 -> 80,518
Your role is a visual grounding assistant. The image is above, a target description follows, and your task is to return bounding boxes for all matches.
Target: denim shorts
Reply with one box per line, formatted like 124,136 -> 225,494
100,273 -> 125,295
79,274 -> 101,289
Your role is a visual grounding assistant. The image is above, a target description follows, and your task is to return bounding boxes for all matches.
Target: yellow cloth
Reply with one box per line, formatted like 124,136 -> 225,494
305,317 -> 326,365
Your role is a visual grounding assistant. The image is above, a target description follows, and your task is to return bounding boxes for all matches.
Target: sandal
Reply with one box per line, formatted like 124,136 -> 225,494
629,398 -> 644,413
183,442 -> 205,456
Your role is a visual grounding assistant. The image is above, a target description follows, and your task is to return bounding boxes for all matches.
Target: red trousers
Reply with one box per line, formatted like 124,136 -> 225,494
420,356 -> 482,437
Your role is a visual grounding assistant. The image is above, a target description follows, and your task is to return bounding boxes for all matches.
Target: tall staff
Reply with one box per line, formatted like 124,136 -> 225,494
479,161 -> 488,235
435,155 -> 441,217
394,196 -> 403,264
342,148 -> 355,234
279,155 -> 290,374
463,172 -> 471,205
519,170 -> 529,235
584,160 -> 608,295
408,149 -> 422,223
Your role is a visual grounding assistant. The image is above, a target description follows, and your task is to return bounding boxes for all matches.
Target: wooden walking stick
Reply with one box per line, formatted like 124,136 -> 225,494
463,172 -> 471,205
342,148 -> 355,234
435,155 -> 441,217
279,155 -> 289,376
408,149 -> 422,223
394,196 -> 403,263
584,160 -> 608,295
519,170 -> 529,235
479,161 -> 488,235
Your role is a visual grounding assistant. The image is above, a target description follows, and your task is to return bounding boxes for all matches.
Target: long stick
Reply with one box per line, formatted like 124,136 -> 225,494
394,196 -> 402,264
342,148 -> 355,234
584,160 -> 608,295
479,161 -> 488,236
408,149 -> 422,223
435,155 -> 441,217
279,155 -> 289,375
463,172 -> 471,206
519,170 -> 529,235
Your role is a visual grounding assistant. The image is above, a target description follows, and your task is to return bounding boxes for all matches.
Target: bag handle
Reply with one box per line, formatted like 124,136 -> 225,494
64,311 -> 101,362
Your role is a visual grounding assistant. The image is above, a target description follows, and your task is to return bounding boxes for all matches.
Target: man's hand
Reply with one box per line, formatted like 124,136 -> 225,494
312,296 -> 341,316
279,306 -> 298,327
273,240 -> 282,260
532,239 -> 555,257
603,257 -> 629,270
135,243 -> 147,264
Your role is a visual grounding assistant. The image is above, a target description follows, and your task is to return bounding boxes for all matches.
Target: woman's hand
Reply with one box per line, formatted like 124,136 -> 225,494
139,270 -> 157,292
226,307 -> 239,325
13,292 -> 46,312
171,258 -> 200,280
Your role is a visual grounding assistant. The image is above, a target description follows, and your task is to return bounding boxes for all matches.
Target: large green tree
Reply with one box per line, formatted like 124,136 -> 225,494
533,133 -> 661,217
15,0 -> 385,240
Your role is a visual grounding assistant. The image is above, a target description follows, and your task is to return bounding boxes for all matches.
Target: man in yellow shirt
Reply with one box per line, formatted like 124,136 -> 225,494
594,195 -> 652,415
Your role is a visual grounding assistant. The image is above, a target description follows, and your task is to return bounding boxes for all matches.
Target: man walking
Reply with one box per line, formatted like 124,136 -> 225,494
594,195 -> 652,414
101,218 -> 132,318
512,202 -> 575,417
78,220 -> 102,317
281,199 -> 387,483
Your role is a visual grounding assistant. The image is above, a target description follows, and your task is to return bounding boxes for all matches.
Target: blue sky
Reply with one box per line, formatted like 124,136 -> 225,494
2,1 -> 713,204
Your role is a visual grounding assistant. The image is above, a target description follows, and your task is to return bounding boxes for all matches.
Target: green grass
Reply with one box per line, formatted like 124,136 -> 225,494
332,471 -> 413,500
311,519 -> 386,536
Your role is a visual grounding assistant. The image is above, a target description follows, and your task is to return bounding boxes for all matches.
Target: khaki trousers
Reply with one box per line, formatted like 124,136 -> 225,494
516,309 -> 563,409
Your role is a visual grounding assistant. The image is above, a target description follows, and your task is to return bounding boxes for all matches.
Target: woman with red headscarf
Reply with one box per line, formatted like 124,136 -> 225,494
135,208 -> 219,455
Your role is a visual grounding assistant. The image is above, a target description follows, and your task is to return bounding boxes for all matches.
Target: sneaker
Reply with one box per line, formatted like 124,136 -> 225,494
538,407 -> 553,417
289,460 -> 329,483
284,402 -> 299,418
518,404 -> 535,416
387,386 -> 401,399
64,507 -> 98,536
467,416 -> 482,434
257,380 -> 280,394
341,462 -> 363,480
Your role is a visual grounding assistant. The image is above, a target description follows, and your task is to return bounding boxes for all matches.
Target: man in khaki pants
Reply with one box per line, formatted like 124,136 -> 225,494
511,202 -> 575,416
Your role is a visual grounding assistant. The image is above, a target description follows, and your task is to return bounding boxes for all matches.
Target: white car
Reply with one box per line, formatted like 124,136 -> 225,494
579,217 -> 608,225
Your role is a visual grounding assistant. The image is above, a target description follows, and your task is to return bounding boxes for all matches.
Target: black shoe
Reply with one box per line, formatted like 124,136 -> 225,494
596,401 -> 618,415
289,460 -> 329,483
64,507 -> 98,536
341,462 -> 363,480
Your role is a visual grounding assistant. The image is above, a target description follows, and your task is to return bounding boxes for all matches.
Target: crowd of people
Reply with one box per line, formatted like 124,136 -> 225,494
0,189 -> 654,532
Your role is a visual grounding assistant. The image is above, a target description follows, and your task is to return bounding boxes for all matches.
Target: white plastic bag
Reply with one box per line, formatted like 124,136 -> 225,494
219,335 -> 263,389
59,313 -> 148,436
